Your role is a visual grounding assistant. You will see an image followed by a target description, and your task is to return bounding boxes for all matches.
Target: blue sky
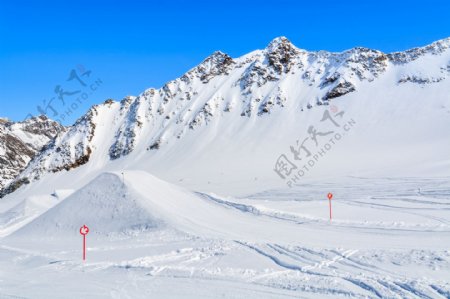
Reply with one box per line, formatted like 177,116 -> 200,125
1,0 -> 449,125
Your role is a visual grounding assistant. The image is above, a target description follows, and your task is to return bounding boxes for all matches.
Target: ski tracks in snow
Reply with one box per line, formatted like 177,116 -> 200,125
234,241 -> 450,298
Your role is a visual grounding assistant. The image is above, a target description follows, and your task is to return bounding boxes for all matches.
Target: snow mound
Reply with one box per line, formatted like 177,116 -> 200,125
6,170 -> 309,243
9,173 -> 163,239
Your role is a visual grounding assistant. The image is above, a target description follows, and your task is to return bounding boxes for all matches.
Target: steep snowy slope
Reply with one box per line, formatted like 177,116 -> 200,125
0,116 -> 65,192
2,37 -> 450,198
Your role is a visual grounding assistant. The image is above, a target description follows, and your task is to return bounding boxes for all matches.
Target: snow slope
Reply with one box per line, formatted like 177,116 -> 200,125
1,171 -> 450,298
8,171 -> 450,249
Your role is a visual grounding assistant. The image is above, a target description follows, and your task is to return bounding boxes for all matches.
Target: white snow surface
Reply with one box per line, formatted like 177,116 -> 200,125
1,37 -> 450,298
1,172 -> 450,298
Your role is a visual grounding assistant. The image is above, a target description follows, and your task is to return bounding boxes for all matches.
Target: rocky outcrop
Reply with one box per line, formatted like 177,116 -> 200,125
0,115 -> 65,191
266,36 -> 302,74
323,81 -> 356,100
187,51 -> 235,84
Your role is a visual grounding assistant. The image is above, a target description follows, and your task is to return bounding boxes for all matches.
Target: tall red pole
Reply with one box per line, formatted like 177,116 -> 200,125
327,193 -> 333,221
83,235 -> 86,260
329,199 -> 332,220
80,225 -> 89,261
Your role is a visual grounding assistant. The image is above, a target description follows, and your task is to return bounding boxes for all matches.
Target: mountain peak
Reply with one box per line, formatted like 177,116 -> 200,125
265,36 -> 300,74
209,50 -> 226,57
201,50 -> 232,65
266,36 -> 295,52
187,50 -> 235,83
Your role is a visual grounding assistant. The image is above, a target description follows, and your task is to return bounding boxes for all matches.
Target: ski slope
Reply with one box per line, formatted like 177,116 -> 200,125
1,171 -> 449,298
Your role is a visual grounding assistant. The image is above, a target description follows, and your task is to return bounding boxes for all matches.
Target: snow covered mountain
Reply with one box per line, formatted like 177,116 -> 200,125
0,116 -> 65,192
1,37 -> 450,298
2,36 -> 450,197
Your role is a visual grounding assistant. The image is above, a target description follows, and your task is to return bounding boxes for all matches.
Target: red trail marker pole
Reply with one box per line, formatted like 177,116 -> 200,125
327,193 -> 333,221
80,225 -> 89,261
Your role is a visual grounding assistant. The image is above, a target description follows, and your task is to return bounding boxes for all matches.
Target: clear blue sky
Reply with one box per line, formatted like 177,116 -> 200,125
1,0 -> 449,125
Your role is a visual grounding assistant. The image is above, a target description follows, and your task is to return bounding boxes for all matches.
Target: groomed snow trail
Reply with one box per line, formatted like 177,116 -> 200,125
0,171 -> 449,298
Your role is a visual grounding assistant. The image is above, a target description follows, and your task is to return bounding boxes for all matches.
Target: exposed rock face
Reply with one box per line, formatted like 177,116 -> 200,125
266,36 -> 302,74
0,116 -> 65,191
187,51 -> 235,84
323,81 -> 356,100
109,96 -> 141,159
19,107 -> 98,182
398,75 -> 445,84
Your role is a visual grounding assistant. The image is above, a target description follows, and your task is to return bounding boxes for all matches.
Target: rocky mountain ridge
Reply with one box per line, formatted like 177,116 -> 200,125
1,36 -> 449,197
0,116 -> 65,192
